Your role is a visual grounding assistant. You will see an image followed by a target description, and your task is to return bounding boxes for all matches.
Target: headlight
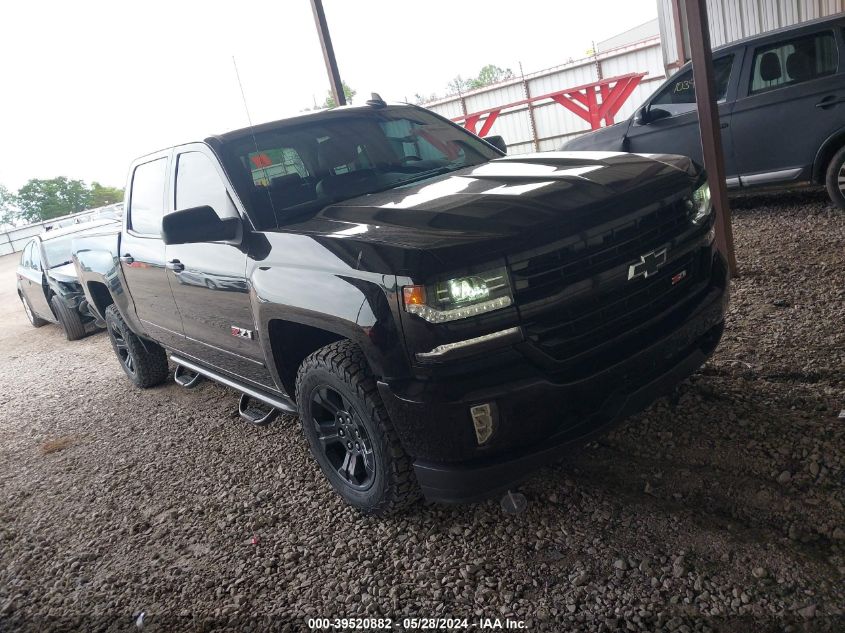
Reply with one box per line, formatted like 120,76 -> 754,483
403,266 -> 513,323
689,182 -> 712,225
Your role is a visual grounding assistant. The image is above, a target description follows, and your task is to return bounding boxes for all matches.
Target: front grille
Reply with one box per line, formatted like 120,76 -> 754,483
510,199 -> 690,305
509,195 -> 713,373
523,250 -> 708,367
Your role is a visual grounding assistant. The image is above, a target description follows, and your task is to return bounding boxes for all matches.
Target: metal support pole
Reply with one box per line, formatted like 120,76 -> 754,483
671,0 -> 688,68
309,0 -> 345,107
520,62 -> 540,152
684,0 -> 738,276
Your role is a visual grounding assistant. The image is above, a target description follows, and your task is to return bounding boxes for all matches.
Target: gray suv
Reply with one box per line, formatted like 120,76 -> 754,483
563,14 -> 845,208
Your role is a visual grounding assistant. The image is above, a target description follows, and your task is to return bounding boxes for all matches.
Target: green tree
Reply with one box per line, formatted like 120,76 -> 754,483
323,82 -> 356,109
16,177 -> 91,223
447,74 -> 470,95
89,182 -> 124,207
0,184 -> 18,226
447,65 -> 515,95
466,64 -> 514,90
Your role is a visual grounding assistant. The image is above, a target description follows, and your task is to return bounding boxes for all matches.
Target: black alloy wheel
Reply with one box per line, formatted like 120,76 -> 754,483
108,318 -> 135,376
310,385 -> 376,491
103,305 -> 168,388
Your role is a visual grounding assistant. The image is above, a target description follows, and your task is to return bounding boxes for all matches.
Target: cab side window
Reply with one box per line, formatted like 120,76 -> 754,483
749,31 -> 837,94
650,55 -> 734,116
129,157 -> 168,236
175,151 -> 237,218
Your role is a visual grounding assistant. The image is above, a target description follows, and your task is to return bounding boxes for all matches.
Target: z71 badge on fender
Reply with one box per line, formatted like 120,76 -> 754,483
230,326 -> 254,339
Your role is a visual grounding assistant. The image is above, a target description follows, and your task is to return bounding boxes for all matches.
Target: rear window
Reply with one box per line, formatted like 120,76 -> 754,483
750,31 -> 838,94
129,157 -> 168,235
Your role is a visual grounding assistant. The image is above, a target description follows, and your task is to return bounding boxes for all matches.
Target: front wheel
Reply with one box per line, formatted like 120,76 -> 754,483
104,305 -> 169,388
295,340 -> 420,515
50,295 -> 86,341
824,145 -> 845,210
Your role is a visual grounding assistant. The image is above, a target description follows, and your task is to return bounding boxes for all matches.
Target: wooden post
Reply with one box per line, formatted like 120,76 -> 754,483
684,0 -> 738,276
309,0 -> 346,107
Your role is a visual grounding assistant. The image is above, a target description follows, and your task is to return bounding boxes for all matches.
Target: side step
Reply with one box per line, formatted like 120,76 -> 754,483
238,394 -> 278,426
174,364 -> 204,388
169,354 -> 297,415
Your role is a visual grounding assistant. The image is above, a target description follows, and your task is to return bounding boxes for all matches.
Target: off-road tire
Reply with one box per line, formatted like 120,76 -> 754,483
824,145 -> 845,210
20,292 -> 48,327
295,340 -> 420,515
104,304 -> 169,388
50,295 -> 86,341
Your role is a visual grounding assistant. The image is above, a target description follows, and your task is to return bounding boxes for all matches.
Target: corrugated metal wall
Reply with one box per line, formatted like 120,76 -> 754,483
425,37 -> 666,154
658,0 -> 845,66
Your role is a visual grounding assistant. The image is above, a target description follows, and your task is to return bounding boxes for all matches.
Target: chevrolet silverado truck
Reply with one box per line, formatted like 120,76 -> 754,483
72,100 -> 728,515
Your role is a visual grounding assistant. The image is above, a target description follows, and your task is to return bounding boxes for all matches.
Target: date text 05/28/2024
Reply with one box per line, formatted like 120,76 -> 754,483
307,617 -> 527,630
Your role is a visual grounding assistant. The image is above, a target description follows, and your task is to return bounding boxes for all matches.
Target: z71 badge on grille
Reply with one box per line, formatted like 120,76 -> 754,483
628,248 -> 668,280
230,326 -> 254,339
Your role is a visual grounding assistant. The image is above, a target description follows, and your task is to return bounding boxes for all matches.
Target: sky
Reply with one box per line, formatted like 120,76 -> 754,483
0,0 -> 657,192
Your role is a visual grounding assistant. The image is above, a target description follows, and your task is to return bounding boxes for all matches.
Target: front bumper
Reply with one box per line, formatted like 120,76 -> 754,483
378,252 -> 729,503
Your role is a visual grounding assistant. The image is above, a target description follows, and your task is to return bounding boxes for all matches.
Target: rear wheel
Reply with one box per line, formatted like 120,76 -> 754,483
295,340 -> 420,515
824,145 -> 845,210
104,304 -> 169,388
50,295 -> 86,341
20,292 -> 48,327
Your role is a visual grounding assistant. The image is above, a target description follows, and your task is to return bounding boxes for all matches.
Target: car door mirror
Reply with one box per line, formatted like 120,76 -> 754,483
637,106 -> 671,124
162,205 -> 241,245
485,135 -> 507,154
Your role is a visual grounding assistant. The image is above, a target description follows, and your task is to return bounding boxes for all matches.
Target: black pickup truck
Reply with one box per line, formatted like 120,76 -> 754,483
73,101 -> 728,514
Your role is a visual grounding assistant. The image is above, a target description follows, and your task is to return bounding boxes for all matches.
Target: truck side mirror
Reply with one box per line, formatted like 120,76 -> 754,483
485,135 -> 507,154
162,205 -> 241,245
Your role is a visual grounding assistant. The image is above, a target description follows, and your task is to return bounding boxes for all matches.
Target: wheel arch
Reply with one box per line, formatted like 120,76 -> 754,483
812,127 -> 845,184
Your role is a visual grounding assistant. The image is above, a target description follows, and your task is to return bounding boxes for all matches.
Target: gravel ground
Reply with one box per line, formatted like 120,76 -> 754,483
0,190 -> 843,633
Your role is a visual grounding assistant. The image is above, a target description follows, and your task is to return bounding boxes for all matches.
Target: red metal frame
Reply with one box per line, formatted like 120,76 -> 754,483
454,73 -> 646,137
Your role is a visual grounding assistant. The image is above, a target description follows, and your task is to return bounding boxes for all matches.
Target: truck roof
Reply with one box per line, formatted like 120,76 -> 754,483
207,101 -> 409,145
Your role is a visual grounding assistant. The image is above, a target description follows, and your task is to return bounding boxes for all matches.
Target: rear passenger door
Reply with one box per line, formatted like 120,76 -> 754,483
120,152 -> 186,349
731,27 -> 844,185
165,145 -> 276,390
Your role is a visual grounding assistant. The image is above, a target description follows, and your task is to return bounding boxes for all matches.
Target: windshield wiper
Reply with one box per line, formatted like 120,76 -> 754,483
50,260 -> 73,268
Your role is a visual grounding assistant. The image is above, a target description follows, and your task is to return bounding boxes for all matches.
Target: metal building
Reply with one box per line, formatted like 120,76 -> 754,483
658,0 -> 845,69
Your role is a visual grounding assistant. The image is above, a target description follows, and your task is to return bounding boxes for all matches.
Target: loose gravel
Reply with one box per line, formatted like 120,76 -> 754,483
0,190 -> 843,632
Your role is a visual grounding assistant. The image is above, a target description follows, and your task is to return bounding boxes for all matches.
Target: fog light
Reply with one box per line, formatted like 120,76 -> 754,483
470,403 -> 495,445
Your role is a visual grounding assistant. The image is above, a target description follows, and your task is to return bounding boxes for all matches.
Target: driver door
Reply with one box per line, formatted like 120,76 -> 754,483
626,53 -> 741,183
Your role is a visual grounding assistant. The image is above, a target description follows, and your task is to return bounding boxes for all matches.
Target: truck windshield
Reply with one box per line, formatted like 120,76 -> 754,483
218,107 -> 499,230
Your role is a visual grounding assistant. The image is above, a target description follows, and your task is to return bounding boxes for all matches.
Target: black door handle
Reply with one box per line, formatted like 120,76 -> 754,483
816,95 -> 845,109
119,254 -> 134,264
720,122 -> 729,129
166,259 -> 185,272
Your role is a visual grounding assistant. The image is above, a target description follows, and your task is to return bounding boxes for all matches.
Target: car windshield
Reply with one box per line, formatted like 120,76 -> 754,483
218,107 -> 499,230
41,234 -> 78,268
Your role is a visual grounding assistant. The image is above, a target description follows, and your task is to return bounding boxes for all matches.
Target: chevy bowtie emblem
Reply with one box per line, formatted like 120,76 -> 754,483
628,248 -> 668,280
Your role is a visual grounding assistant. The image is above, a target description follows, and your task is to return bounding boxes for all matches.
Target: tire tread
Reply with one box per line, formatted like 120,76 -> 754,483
295,340 -> 420,515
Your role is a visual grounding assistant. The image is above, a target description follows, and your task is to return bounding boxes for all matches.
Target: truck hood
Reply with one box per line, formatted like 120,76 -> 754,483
271,151 -> 699,272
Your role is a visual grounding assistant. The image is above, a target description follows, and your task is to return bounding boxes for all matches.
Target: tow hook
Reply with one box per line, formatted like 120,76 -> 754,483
238,393 -> 278,426
174,364 -> 203,388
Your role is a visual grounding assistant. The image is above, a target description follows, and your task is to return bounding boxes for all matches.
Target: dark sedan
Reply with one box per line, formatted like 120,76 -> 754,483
16,220 -> 117,340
